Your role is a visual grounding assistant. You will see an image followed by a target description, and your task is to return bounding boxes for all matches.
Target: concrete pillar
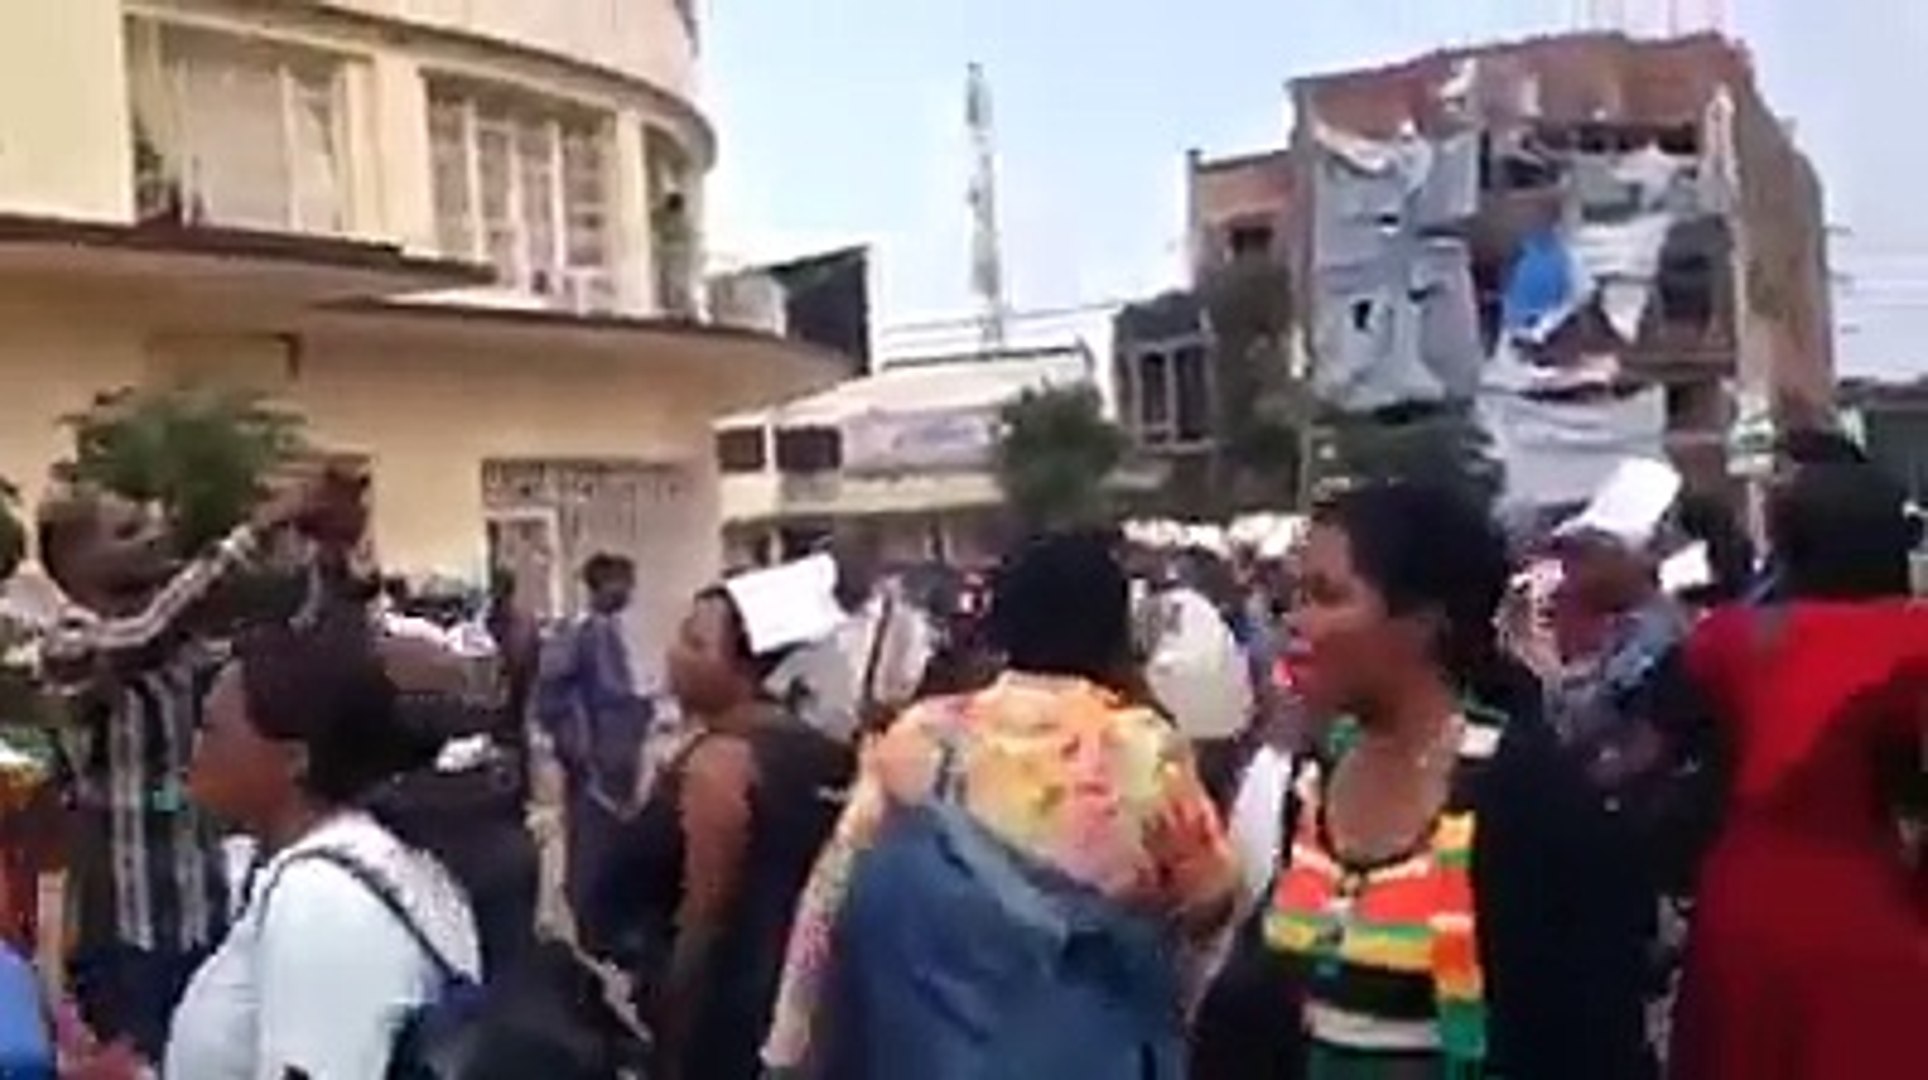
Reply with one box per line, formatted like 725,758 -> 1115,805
368,52 -> 436,253
612,109 -> 654,314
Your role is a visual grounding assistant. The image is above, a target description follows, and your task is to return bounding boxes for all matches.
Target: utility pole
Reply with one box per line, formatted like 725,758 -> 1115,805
966,63 -> 1007,355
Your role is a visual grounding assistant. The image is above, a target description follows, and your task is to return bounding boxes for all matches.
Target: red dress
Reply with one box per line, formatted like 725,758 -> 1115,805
1673,602 -> 1928,1080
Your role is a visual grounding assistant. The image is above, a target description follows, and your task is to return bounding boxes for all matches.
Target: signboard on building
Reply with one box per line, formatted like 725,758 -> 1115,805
841,406 -> 1003,474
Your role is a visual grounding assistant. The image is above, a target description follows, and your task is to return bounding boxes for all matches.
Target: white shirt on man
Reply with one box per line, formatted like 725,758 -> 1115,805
165,811 -> 481,1080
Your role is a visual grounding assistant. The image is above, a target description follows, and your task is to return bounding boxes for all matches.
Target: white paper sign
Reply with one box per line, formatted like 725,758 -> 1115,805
1554,457 -> 1683,550
1660,542 -> 1714,596
723,554 -> 845,656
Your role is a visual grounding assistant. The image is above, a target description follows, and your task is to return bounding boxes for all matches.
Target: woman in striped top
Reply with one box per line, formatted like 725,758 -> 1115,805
1254,482 -> 1652,1080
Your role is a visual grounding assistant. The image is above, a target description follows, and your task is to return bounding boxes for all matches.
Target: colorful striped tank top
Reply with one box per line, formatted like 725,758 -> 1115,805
1263,713 -> 1502,1079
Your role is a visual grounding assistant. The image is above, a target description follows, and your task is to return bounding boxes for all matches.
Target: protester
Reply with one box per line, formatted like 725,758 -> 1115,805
485,567 -> 542,780
33,476 -> 312,1062
1746,428 -> 1871,603
1668,458 -> 1927,1080
763,529 -> 1237,1079
1240,480 -> 1650,1079
1140,555 -> 1256,809
535,552 -> 652,955
770,532 -> 933,741
1672,494 -> 1756,610
590,580 -> 853,1080
164,617 -> 480,1078
909,576 -> 1002,700
1542,459 -> 1701,1066
365,629 -> 542,978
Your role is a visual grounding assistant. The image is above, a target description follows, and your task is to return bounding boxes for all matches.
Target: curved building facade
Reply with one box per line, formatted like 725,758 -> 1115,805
0,0 -> 836,645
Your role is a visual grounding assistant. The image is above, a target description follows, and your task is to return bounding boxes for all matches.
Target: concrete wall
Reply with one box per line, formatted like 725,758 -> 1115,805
319,0 -> 698,101
0,294 -> 150,513
0,0 -> 138,222
1187,149 -> 1295,281
0,1 -> 815,648
0,1 -> 708,315
1729,82 -> 1835,426
0,289 -> 734,635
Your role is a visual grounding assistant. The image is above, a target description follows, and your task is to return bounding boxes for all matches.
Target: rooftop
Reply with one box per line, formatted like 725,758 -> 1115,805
720,345 -> 1093,429
1293,31 -> 1754,138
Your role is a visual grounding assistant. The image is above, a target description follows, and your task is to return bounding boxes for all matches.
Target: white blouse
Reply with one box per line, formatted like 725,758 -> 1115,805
165,812 -> 483,1080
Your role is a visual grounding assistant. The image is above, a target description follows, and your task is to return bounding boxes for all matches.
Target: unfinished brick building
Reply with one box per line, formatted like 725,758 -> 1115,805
1287,32 -> 1831,511
1187,147 -> 1297,280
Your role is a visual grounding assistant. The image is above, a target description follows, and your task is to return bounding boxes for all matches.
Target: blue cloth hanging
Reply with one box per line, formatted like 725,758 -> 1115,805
1501,228 -> 1578,337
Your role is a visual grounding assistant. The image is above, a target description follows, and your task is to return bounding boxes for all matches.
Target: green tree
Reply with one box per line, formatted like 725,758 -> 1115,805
1313,404 -> 1503,506
994,384 -> 1129,531
1201,258 -> 1309,510
61,385 -> 306,554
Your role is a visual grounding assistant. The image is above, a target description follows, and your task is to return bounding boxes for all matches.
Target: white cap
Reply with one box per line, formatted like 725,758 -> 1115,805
1553,457 -> 1683,552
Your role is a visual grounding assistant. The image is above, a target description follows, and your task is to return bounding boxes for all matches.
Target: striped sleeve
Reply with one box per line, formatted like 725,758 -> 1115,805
42,525 -> 261,677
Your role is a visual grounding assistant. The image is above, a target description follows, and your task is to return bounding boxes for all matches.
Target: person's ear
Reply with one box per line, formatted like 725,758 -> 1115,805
282,743 -> 312,787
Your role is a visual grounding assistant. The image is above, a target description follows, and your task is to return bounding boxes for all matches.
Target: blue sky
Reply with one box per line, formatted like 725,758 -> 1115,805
703,0 -> 1928,378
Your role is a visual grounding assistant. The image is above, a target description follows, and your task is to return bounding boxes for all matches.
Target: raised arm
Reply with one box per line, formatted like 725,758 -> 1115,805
39,524 -> 263,691
41,477 -> 318,683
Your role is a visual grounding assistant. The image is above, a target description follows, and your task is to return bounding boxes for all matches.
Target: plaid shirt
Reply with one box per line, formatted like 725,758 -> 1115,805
45,525 -> 258,954
61,647 -> 226,953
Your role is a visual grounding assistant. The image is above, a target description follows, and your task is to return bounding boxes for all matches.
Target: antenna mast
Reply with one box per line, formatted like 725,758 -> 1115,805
966,63 -> 1007,354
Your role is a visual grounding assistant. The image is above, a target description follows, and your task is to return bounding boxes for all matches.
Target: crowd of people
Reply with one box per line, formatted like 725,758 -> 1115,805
0,430 -> 1918,1079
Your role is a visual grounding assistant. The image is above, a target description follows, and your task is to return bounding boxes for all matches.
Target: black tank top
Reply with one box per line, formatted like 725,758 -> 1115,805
601,719 -> 855,1080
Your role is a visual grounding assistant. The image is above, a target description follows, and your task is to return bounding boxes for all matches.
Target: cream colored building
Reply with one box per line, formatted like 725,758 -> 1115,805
718,345 -> 1128,568
0,1 -> 840,655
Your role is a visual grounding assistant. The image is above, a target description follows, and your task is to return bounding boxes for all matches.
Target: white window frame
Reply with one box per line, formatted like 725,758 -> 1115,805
428,83 -> 615,312
129,19 -> 354,235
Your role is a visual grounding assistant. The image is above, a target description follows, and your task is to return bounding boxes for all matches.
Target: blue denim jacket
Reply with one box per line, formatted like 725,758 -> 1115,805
820,797 -> 1186,1080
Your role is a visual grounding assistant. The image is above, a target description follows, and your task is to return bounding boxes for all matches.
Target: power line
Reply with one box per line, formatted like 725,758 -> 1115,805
877,297 -> 1131,335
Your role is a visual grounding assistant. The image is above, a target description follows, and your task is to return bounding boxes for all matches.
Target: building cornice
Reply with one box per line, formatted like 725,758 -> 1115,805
131,0 -> 717,167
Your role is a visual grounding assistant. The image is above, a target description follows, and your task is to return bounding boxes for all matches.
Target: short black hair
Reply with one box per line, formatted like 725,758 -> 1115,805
34,482 -> 104,593
1675,493 -> 1757,604
581,553 -> 634,590
1313,481 -> 1517,703
988,530 -> 1130,684
1778,428 -> 1867,468
234,618 -> 438,805
1770,459 -> 1916,600
692,585 -> 787,684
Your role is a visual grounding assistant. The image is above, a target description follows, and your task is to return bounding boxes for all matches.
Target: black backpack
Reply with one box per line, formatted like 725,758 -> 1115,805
265,848 -> 649,1080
